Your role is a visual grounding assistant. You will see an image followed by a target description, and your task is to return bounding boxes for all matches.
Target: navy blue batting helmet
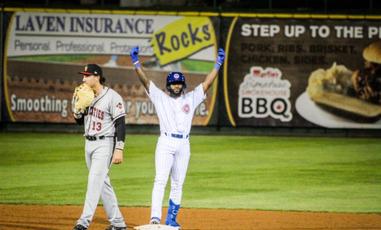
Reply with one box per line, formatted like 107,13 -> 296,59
166,72 -> 186,88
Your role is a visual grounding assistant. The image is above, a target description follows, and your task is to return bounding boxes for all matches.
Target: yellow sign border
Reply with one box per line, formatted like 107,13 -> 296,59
223,17 -> 238,127
3,13 -> 16,122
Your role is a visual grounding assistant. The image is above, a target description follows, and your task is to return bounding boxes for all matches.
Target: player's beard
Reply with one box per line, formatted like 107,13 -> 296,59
168,85 -> 184,97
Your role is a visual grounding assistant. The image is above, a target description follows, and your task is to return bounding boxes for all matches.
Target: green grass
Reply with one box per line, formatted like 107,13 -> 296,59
181,59 -> 214,73
10,54 -> 92,63
0,133 -> 380,213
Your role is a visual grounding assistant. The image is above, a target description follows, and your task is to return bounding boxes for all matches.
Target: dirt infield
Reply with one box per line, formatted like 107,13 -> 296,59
0,204 -> 380,230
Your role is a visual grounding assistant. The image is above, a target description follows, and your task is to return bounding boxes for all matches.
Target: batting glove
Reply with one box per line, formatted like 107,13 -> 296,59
130,46 -> 141,68
214,48 -> 225,70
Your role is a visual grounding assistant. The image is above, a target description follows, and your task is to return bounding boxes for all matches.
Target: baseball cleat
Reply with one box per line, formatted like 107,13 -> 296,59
73,224 -> 87,230
165,220 -> 180,228
105,225 -> 127,230
165,199 -> 180,228
150,217 -> 161,224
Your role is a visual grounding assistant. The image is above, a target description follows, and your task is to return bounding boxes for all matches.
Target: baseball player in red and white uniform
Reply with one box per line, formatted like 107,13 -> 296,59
130,47 -> 225,228
73,64 -> 127,230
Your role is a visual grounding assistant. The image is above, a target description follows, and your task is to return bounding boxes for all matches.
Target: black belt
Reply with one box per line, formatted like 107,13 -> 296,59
85,135 -> 113,141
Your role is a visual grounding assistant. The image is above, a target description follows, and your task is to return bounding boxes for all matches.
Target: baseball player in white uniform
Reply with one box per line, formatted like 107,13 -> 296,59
130,47 -> 225,228
73,64 -> 127,230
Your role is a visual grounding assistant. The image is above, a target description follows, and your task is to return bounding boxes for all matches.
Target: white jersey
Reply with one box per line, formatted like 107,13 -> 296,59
84,87 -> 126,136
147,81 -> 205,135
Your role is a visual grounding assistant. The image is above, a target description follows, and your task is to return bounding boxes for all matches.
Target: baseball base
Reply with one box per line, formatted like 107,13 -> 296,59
134,224 -> 180,230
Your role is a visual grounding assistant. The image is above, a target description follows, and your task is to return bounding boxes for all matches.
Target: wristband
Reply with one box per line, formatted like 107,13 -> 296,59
214,62 -> 222,70
115,141 -> 125,150
74,112 -> 83,119
133,60 -> 141,68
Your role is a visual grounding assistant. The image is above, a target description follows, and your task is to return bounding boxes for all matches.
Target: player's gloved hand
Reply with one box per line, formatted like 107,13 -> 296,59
72,83 -> 94,115
214,48 -> 225,70
130,46 -> 141,68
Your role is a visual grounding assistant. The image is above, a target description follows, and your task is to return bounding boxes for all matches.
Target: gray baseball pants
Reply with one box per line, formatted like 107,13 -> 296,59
77,138 -> 126,228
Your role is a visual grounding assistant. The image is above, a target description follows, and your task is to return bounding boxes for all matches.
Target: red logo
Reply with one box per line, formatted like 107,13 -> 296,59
182,104 -> 190,114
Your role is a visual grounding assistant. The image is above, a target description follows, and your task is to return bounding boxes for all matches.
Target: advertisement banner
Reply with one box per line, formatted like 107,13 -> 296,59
224,17 -> 381,129
151,17 -> 216,66
4,11 -> 219,124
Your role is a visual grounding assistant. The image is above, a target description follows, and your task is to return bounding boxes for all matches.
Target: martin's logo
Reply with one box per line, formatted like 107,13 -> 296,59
238,66 -> 292,122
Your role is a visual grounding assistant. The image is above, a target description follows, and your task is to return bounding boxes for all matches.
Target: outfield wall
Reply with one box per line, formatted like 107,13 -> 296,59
1,8 -> 381,132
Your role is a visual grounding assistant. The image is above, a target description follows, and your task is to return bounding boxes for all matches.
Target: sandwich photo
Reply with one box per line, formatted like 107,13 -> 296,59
306,41 -> 381,123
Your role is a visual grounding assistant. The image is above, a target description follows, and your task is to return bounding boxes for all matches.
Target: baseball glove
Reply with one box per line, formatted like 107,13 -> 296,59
72,83 -> 95,114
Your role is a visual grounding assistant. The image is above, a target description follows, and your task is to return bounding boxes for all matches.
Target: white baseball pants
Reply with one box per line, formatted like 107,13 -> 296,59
150,134 -> 191,219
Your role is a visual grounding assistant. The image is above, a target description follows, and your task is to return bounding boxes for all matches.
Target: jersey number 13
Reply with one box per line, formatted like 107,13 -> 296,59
92,121 -> 102,131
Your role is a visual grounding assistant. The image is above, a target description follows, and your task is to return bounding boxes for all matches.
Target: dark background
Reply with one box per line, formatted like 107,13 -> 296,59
2,0 -> 381,13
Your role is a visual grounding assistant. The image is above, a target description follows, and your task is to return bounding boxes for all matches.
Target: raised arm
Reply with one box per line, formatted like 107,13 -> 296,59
130,46 -> 150,91
202,48 -> 225,92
